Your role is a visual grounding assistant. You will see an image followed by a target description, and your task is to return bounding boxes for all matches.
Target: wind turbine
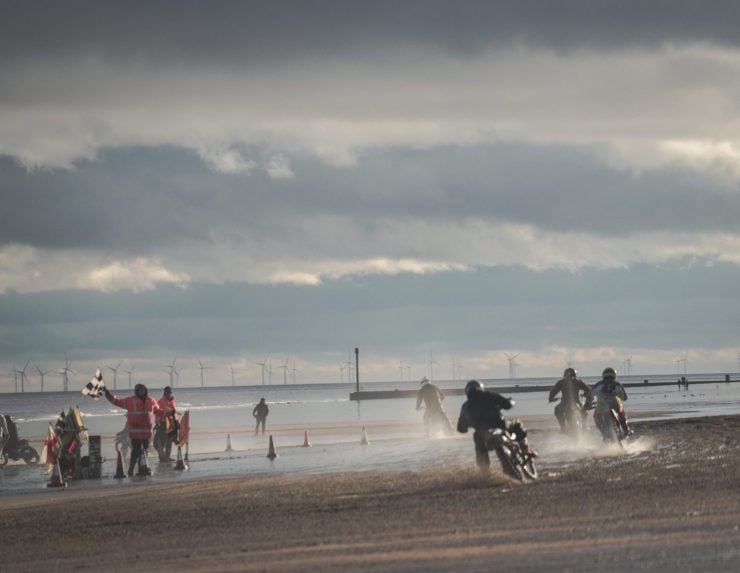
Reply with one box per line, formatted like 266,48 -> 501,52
290,361 -> 300,385
338,360 -> 346,383
36,365 -> 51,392
256,355 -> 269,385
680,352 -> 688,375
57,357 -> 75,392
15,361 -> 30,393
280,356 -> 290,385
267,358 -> 273,385
398,361 -> 406,381
107,361 -> 122,390
12,365 -> 18,392
164,353 -> 178,388
229,365 -> 238,386
345,353 -> 354,383
622,355 -> 633,376
197,357 -> 211,388
123,365 -> 135,389
428,350 -> 440,381
504,353 -> 519,379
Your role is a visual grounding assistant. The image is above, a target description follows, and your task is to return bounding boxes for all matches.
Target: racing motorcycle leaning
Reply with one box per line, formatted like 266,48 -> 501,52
484,426 -> 538,482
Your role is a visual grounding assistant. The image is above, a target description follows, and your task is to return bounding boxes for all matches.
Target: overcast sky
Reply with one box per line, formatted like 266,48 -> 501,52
1,1 -> 739,391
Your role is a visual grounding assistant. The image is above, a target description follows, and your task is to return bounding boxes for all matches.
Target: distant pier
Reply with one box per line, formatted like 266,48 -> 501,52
349,377 -> 736,401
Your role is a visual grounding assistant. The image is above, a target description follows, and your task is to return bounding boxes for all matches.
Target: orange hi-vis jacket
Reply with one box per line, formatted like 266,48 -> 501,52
106,392 -> 160,440
155,396 -> 176,425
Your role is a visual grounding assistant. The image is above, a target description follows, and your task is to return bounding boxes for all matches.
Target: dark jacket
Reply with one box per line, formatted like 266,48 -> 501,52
548,377 -> 592,405
253,401 -> 269,419
416,383 -> 445,411
457,389 -> 513,434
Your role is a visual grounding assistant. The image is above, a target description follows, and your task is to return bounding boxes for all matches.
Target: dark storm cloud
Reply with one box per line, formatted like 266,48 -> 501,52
2,1 -> 740,69
1,260 -> 737,360
1,142 -> 736,253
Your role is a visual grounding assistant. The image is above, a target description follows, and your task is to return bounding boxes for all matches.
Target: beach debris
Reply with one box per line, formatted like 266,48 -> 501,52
360,426 -> 369,445
266,435 -> 278,460
225,433 -> 233,452
302,430 -> 311,447
113,450 -> 126,479
47,460 -> 67,488
174,446 -> 186,471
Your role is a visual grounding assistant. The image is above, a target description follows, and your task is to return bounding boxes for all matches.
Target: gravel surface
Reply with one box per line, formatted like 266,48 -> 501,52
2,414 -> 739,572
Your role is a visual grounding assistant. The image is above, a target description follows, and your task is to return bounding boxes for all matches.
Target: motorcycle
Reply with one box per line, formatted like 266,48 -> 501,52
419,405 -> 454,437
1,415 -> 40,465
589,404 -> 628,448
484,426 -> 538,482
550,397 -> 587,438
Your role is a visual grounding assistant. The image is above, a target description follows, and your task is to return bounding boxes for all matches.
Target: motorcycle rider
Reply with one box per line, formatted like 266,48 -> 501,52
591,367 -> 632,436
416,377 -> 453,436
457,380 -> 536,475
548,367 -> 592,432
105,384 -> 160,476
153,386 -> 178,461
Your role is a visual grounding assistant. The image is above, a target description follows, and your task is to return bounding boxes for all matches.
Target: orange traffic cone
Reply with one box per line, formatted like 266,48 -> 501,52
47,460 -> 67,488
266,435 -> 278,460
137,449 -> 151,476
360,426 -> 369,445
225,434 -> 233,452
114,450 -> 126,479
174,446 -> 186,471
302,430 -> 311,447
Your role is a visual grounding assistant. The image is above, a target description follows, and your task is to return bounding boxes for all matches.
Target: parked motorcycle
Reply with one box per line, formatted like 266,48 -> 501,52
485,426 -> 538,482
1,415 -> 40,465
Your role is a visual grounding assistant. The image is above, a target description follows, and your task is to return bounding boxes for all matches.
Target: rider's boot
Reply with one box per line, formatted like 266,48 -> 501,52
620,413 -> 633,435
518,437 -> 538,458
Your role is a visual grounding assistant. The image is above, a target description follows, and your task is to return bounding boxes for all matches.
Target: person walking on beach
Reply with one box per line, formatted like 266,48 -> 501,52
416,377 -> 453,436
153,386 -> 178,461
457,380 -> 536,475
253,398 -> 269,436
105,384 -> 160,476
548,368 -> 592,432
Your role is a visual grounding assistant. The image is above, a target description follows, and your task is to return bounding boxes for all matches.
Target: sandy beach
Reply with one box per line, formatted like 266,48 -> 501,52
2,414 -> 739,572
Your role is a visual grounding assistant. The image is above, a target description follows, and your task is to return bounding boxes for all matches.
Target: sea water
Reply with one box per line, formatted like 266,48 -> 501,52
1,375 -> 738,493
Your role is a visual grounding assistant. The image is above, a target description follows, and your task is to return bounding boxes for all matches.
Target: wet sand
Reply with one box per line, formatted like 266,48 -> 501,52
3,414 -> 739,572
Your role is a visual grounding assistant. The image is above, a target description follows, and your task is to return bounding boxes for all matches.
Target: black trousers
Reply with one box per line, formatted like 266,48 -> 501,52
129,438 -> 150,475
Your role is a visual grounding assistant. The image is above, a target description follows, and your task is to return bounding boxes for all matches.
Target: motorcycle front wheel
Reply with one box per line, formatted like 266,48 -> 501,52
521,457 -> 538,480
493,445 -> 524,482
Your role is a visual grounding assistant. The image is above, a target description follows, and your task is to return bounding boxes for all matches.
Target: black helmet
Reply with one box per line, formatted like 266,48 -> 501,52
602,367 -> 617,380
465,379 -> 484,398
163,386 -> 173,396
563,367 -> 577,378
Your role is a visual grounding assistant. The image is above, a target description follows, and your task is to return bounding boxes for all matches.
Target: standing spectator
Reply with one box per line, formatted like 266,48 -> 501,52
105,384 -> 160,476
153,386 -> 178,461
253,397 -> 269,436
